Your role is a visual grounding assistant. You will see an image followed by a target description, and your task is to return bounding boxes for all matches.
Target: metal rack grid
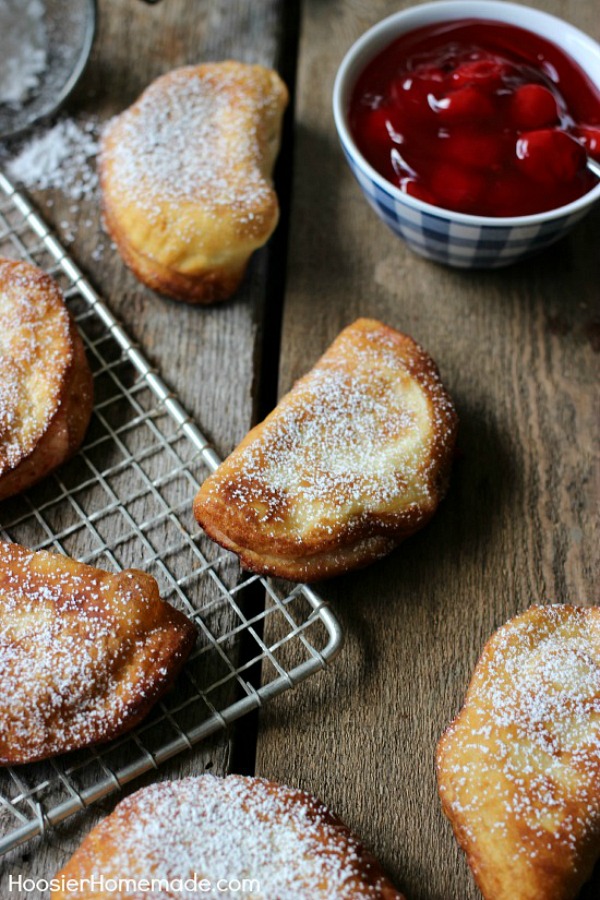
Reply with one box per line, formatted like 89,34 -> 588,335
0,172 -> 344,857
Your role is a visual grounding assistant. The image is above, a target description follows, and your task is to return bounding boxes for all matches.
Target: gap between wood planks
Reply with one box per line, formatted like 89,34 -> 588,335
228,0 -> 302,778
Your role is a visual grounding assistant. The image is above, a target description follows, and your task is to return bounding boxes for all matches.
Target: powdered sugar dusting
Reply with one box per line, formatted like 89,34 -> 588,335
68,775 -> 400,899
209,321 -> 456,536
0,541 -> 194,763
440,605 -> 600,869
0,260 -> 71,472
102,64 -> 281,233
231,367 -> 418,522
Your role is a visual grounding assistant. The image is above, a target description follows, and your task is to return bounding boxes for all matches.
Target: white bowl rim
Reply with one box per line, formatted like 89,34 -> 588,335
332,0 -> 600,227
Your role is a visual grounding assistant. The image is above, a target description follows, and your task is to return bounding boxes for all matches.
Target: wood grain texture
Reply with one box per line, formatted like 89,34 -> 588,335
255,2 -> 600,899
0,0 -> 598,897
0,1 -> 287,896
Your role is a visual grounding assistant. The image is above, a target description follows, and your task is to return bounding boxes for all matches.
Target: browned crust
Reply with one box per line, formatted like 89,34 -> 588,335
436,605 -> 600,900
194,318 -> 458,582
0,542 -> 197,765
101,198 -> 247,305
0,316 -> 93,501
0,260 -> 93,501
52,775 -> 405,899
99,62 -> 287,305
197,524 -> 401,582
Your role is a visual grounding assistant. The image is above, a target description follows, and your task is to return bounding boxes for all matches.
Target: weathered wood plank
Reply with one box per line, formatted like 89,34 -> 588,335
0,0 -> 287,895
256,2 -> 600,899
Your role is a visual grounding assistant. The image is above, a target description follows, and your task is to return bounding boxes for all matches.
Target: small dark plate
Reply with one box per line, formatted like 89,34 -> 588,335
0,0 -> 97,140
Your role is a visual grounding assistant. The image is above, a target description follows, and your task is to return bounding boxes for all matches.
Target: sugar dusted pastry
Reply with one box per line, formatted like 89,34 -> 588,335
100,61 -> 288,304
194,318 -> 457,581
0,258 -> 92,501
0,541 -> 197,765
436,604 -> 600,900
52,774 -> 405,899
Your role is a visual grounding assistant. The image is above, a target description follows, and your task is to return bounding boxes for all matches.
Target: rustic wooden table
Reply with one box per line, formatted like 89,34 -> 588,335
1,0 -> 598,898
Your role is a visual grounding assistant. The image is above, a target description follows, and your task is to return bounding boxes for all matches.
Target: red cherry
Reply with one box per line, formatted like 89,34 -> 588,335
443,130 -> 508,170
350,21 -> 600,217
574,125 -> 600,161
390,76 -> 408,106
413,65 -> 447,98
414,64 -> 446,83
430,162 -> 486,212
510,84 -> 559,130
485,172 -> 532,216
450,58 -> 510,91
435,86 -> 496,123
363,107 -> 394,148
390,76 -> 437,122
515,129 -> 587,184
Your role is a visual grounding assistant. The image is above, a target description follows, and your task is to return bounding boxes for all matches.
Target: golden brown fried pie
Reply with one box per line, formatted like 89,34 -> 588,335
436,604 -> 600,900
194,318 -> 457,581
0,541 -> 197,765
0,259 -> 93,501
100,61 -> 288,304
52,774 -> 405,899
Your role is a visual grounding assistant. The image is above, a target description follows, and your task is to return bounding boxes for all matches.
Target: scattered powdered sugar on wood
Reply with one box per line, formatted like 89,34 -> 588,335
75,774 -> 398,899
1,115 -> 106,251
102,65 -> 279,229
0,0 -> 47,106
4,117 -> 99,199
440,605 -> 600,864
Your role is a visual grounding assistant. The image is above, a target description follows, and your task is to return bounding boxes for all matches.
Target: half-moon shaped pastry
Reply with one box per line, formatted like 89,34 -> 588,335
194,318 -> 457,581
52,774 -> 405,899
100,61 -> 288,304
436,604 -> 600,900
0,258 -> 93,501
0,541 -> 197,765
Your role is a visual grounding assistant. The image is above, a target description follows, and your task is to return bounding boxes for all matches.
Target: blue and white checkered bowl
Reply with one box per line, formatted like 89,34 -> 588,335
333,1 -> 600,269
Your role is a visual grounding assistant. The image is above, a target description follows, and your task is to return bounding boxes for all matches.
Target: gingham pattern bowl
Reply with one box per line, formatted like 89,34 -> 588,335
333,0 -> 600,269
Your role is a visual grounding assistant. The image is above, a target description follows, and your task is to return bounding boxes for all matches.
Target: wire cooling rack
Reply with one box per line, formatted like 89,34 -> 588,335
0,172 -> 344,857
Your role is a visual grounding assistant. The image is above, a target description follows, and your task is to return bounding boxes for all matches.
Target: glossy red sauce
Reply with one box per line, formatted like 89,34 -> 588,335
349,20 -> 600,216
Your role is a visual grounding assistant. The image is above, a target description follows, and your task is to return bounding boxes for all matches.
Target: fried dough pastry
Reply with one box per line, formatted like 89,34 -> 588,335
436,604 -> 600,900
0,259 -> 92,501
52,774 -> 405,899
194,318 -> 457,581
0,541 -> 196,765
100,61 -> 288,304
